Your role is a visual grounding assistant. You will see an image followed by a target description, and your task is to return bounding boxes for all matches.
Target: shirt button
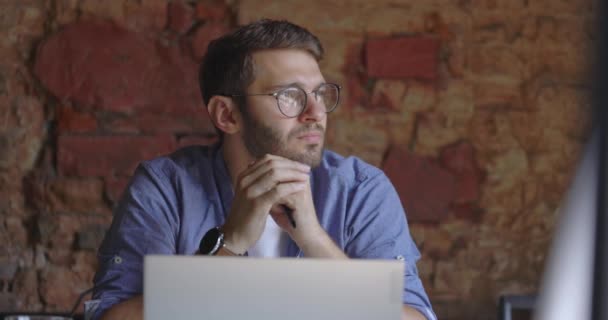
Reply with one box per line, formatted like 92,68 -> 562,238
395,255 -> 405,261
113,256 -> 123,264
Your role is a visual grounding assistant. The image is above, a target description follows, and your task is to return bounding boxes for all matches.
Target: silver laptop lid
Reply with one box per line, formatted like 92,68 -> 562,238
144,256 -> 404,320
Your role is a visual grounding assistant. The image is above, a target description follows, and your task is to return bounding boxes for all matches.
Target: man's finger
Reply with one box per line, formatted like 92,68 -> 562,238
243,169 -> 309,199
258,181 -> 307,207
239,157 -> 310,190
245,154 -> 310,177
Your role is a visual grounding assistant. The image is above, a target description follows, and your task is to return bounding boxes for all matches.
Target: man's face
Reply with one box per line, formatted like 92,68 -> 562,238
239,49 -> 328,167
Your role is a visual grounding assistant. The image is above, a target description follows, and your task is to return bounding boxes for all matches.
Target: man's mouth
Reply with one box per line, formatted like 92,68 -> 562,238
296,131 -> 323,144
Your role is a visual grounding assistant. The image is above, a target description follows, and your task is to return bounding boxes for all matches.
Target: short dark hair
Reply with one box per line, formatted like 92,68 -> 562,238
198,19 -> 324,106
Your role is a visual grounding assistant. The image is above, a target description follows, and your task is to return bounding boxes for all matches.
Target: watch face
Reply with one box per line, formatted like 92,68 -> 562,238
199,227 -> 222,255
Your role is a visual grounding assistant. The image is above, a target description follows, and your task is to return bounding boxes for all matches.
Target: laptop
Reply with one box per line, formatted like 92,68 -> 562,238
144,256 -> 404,320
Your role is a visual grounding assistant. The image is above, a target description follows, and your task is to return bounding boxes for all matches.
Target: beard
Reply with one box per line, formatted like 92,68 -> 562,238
241,110 -> 325,167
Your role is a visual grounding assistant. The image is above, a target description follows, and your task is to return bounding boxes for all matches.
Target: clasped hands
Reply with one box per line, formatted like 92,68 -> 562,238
221,154 -> 325,255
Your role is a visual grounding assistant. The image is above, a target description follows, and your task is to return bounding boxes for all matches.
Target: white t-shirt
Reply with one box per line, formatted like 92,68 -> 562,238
247,215 -> 289,257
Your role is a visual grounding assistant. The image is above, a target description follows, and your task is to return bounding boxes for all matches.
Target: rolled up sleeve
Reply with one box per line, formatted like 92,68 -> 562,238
91,163 -> 178,319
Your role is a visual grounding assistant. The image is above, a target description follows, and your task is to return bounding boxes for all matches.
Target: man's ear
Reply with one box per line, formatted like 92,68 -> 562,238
206,96 -> 242,135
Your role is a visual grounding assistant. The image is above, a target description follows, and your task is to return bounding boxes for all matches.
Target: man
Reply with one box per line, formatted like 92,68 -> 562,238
91,19 -> 436,320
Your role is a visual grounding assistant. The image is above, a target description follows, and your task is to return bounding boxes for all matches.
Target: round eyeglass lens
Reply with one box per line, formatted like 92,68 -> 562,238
277,87 -> 306,117
317,84 -> 339,112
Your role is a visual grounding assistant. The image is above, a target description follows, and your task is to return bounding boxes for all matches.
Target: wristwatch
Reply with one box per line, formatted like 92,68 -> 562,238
198,227 -> 225,255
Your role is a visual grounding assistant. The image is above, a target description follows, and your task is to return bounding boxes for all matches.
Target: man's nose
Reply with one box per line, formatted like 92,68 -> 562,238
299,95 -> 325,123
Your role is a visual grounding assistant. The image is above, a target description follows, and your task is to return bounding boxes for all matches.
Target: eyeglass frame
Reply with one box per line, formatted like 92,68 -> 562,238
221,83 -> 342,118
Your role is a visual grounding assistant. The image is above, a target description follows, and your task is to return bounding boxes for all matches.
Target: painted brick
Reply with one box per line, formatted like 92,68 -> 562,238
342,43 -> 369,109
102,108 -> 215,135
383,146 -> 455,223
56,107 -> 97,134
440,141 -> 478,174
366,37 -> 440,80
440,141 -> 484,204
34,20 -> 206,116
167,0 -> 194,34
451,203 -> 483,223
104,176 -> 131,203
191,22 -> 230,59
57,135 -> 176,177
177,134 -> 219,148
195,0 -> 230,21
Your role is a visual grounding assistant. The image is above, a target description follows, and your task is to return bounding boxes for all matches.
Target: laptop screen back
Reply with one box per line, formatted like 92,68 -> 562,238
144,256 -> 404,320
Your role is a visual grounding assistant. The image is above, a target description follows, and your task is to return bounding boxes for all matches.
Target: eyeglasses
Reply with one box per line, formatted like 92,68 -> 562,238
225,83 -> 341,118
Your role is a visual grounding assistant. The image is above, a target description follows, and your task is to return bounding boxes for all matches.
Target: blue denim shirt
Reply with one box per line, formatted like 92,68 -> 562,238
91,145 -> 436,320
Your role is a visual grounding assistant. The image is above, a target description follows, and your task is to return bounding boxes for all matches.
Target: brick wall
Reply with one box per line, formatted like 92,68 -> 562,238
0,0 -> 595,319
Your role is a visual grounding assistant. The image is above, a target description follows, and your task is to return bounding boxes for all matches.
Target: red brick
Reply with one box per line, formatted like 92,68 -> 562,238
168,0 -> 194,34
104,176 -> 131,203
345,76 -> 369,109
57,135 -> 177,177
453,173 -> 482,204
178,134 -> 219,148
366,37 -> 440,80
342,43 -> 369,109
440,141 -> 485,204
195,0 -> 230,21
56,106 -> 97,134
383,146 -> 455,223
343,42 -> 364,74
154,43 -> 207,113
34,20 -> 206,116
191,22 -> 231,59
35,20 -> 154,112
440,141 -> 477,174
451,203 -> 483,223
102,107 -> 215,135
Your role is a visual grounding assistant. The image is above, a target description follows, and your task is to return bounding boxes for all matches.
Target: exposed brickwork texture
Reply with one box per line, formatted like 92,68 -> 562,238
0,0 -> 595,319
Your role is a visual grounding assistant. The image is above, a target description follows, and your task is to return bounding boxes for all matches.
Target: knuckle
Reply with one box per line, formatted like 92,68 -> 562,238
267,158 -> 277,167
267,168 -> 278,180
268,187 -> 281,199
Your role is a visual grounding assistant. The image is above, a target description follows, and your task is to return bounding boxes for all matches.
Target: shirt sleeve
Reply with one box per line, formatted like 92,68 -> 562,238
344,171 -> 436,320
91,163 -> 179,320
